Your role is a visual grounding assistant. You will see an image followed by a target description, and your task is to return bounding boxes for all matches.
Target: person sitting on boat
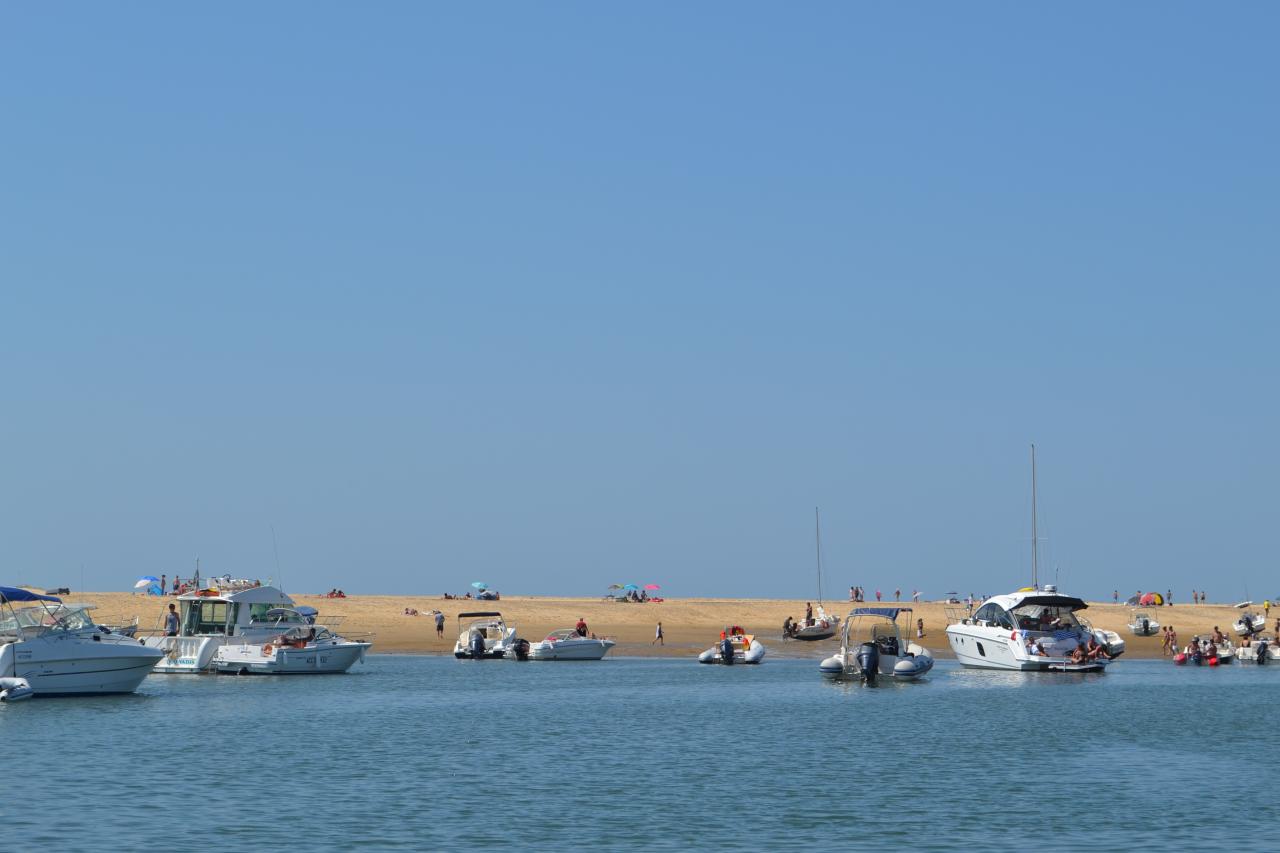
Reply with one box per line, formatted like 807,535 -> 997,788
1024,635 -> 1047,656
1212,626 -> 1226,644
1069,643 -> 1088,664
1204,640 -> 1218,659
1085,638 -> 1110,661
575,618 -> 588,637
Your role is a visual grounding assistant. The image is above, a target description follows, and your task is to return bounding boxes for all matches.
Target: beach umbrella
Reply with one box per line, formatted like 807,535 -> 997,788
607,584 -> 623,590
135,576 -> 159,589
471,581 -> 488,590
644,584 -> 661,590
623,584 -> 639,591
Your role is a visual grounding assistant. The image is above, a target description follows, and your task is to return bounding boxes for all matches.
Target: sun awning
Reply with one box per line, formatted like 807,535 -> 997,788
0,586 -> 63,604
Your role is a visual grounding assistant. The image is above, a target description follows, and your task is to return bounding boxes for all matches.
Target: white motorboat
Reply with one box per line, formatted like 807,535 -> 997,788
1236,635 -> 1280,664
528,629 -> 616,661
946,446 -> 1121,673
210,608 -> 371,674
1203,636 -> 1235,664
947,586 -> 1120,672
819,607 -> 933,683
0,587 -> 164,695
144,584 -> 371,673
453,611 -> 518,659
1128,609 -> 1161,636
1234,613 -> 1267,637
698,629 -> 766,664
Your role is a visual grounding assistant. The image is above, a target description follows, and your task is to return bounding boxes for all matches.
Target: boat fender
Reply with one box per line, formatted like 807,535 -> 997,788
262,643 -> 274,657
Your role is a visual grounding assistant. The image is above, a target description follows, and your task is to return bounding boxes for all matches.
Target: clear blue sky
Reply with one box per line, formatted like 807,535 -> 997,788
2,4 -> 1276,600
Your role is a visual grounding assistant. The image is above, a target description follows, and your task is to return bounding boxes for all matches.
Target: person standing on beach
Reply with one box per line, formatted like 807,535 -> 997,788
652,621 -> 663,645
434,610 -> 444,638
1167,626 -> 1176,653
1265,600 -> 1271,619
875,589 -> 882,602
894,588 -> 901,602
161,574 -> 167,595
916,618 -> 924,639
1113,590 -> 1118,604
164,603 -> 180,637
1160,627 -> 1171,656
849,586 -> 855,601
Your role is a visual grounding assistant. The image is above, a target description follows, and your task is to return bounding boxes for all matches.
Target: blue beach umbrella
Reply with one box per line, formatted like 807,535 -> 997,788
134,576 -> 160,589
622,584 -> 639,591
471,581 -> 488,590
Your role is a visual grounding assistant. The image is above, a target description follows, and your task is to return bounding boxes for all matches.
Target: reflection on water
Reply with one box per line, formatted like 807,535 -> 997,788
1,656 -> 1277,850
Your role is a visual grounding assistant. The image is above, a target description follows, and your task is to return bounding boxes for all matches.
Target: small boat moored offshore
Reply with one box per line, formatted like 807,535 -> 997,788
0,587 -> 165,696
0,676 -> 33,701
946,586 -> 1121,672
1128,609 -> 1161,637
145,583 -> 367,673
453,611 -> 518,659
210,608 -> 371,674
698,628 -> 766,664
819,607 -> 933,683
528,629 -> 616,661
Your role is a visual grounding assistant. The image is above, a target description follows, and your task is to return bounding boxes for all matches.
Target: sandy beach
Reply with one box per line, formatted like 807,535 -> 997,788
62,591 -> 1263,660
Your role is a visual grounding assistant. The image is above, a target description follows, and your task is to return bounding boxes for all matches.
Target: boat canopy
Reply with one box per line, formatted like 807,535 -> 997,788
850,607 -> 910,619
1014,595 -> 1087,610
458,611 -> 502,619
0,586 -> 62,604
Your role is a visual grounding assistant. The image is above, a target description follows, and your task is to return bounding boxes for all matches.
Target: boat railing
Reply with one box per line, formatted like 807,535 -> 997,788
943,606 -> 972,625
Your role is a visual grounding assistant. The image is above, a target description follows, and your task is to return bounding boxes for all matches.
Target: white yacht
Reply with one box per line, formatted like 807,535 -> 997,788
819,607 -> 933,683
528,629 -> 616,661
209,607 -> 371,674
453,611 -> 518,659
0,587 -> 164,695
1128,609 -> 1161,636
144,583 -> 371,673
790,508 -> 840,641
946,446 -> 1123,673
946,586 -> 1120,672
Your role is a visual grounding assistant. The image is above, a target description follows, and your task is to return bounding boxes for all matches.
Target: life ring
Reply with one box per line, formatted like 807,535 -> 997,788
262,643 -> 274,657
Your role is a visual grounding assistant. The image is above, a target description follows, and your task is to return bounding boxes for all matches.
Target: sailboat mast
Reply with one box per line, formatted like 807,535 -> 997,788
1030,444 -> 1039,590
815,507 -> 824,605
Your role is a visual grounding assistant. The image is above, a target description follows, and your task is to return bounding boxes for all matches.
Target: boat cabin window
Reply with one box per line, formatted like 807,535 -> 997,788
249,603 -> 299,623
182,601 -> 233,635
973,603 -> 1015,631
1012,605 -> 1080,632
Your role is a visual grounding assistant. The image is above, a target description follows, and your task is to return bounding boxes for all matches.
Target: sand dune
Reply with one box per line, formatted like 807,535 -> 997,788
62,591 -> 1263,659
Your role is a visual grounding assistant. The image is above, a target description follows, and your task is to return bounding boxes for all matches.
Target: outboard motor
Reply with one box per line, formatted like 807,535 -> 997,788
720,636 -> 735,665
1141,618 -> 1149,634
856,641 -> 880,685
512,638 -> 530,661
1257,640 -> 1269,665
469,631 -> 486,659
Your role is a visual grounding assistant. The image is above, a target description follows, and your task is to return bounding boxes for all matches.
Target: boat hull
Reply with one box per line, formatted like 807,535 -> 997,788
946,625 -> 1108,672
212,641 -> 370,674
528,639 -> 615,661
2,641 -> 163,695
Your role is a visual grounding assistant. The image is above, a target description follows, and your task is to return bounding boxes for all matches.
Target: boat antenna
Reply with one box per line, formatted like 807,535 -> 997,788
814,507 -> 824,606
1030,443 -> 1039,590
271,524 -> 282,592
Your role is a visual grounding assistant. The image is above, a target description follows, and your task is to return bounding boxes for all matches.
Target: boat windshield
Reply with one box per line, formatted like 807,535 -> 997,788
1012,604 -> 1083,632
0,604 -> 97,635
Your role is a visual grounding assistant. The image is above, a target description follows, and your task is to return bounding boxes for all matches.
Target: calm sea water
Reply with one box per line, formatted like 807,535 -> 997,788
1,656 -> 1275,850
